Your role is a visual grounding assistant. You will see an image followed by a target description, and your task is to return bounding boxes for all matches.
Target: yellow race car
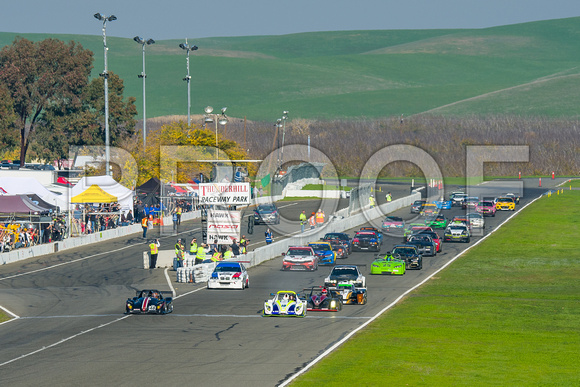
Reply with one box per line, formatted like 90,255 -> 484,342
495,197 -> 515,211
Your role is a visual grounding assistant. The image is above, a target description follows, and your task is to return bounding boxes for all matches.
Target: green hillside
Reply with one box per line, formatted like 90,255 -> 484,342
1,17 -> 580,120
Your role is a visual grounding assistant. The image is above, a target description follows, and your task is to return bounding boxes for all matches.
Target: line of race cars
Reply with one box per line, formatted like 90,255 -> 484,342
126,189 -> 521,316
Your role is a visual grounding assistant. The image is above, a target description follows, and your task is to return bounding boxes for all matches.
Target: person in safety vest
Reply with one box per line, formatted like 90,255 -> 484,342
175,239 -> 185,268
176,206 -> 182,225
369,195 -> 376,208
308,212 -> 316,230
315,209 -> 325,227
386,192 -> 392,202
195,243 -> 206,265
265,228 -> 273,244
239,235 -> 249,254
299,210 -> 307,233
149,239 -> 160,269
223,247 -> 234,259
211,249 -> 222,261
141,216 -> 148,238
189,238 -> 198,256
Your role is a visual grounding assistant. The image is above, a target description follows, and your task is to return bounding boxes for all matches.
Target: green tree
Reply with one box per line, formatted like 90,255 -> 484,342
0,83 -> 18,154
0,37 -> 93,166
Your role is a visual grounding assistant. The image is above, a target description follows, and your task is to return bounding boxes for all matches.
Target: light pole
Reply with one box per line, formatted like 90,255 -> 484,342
134,36 -> 155,149
179,39 -> 198,126
279,111 -> 289,167
94,13 -> 117,176
203,106 -> 228,160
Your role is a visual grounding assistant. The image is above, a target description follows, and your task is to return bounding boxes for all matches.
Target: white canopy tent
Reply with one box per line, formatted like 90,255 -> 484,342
70,175 -> 134,212
0,177 -> 69,210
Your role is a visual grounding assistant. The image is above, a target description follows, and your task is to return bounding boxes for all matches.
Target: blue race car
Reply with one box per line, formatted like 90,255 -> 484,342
434,199 -> 452,210
125,289 -> 173,314
308,242 -> 336,265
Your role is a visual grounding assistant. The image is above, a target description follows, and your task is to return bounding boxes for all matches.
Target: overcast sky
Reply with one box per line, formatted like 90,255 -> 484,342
3,0 -> 580,40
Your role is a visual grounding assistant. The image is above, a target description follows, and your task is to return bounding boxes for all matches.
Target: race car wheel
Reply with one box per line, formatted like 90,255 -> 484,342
245,278 -> 250,288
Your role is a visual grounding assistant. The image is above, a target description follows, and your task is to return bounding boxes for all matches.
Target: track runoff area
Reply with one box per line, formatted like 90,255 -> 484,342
0,178 -> 563,386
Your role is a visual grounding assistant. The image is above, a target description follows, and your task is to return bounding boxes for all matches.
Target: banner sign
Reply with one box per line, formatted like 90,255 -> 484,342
207,210 -> 241,245
199,182 -> 251,205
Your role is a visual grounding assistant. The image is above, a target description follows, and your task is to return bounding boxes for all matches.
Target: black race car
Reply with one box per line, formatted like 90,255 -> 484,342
303,286 -> 342,312
390,245 -> 423,270
322,232 -> 352,254
125,289 -> 174,314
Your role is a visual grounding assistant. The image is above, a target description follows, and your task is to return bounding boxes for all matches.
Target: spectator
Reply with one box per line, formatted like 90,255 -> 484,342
230,239 -> 240,256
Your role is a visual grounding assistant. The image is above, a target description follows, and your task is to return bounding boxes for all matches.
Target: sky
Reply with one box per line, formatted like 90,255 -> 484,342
2,0 -> 580,40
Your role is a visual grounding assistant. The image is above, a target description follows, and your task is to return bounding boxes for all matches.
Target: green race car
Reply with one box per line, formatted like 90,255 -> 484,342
424,214 -> 448,229
370,254 -> 406,275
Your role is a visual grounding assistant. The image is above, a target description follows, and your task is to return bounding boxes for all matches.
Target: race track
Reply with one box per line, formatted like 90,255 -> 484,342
0,179 -> 563,386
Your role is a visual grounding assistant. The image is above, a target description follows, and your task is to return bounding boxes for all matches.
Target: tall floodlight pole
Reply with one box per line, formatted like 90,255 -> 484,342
280,111 -> 289,166
134,36 -> 155,149
94,13 -> 117,176
179,39 -> 198,126
204,106 -> 228,160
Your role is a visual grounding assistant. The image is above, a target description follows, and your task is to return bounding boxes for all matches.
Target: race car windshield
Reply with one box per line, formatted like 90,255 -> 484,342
448,226 -> 466,231
392,248 -> 416,256
331,267 -> 358,276
215,265 -> 241,272
311,246 -> 330,252
287,249 -> 312,256
257,204 -> 276,212
480,202 -> 493,206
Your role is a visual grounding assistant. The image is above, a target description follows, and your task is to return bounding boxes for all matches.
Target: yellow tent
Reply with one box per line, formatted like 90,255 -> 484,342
71,184 -> 118,203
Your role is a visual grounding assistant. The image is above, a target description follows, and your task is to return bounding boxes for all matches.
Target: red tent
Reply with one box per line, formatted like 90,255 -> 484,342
56,176 -> 73,186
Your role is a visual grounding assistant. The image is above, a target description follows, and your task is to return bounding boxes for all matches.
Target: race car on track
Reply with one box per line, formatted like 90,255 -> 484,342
308,241 -> 336,265
444,223 -> 471,243
253,203 -> 280,224
370,254 -> 406,275
450,192 -> 467,207
303,286 -> 342,312
330,282 -> 368,305
420,203 -> 439,217
467,212 -> 485,229
281,246 -> 318,271
359,227 -> 383,245
504,193 -> 521,204
410,199 -> 427,214
327,239 -> 348,259
476,200 -> 496,217
434,199 -> 452,210
207,261 -> 250,289
324,264 -> 366,287
496,197 -> 516,211
404,224 -> 434,242
322,232 -> 353,254
424,213 -> 448,229
391,245 -> 423,270
125,289 -> 173,314
262,290 -> 307,317
352,231 -> 380,252
462,196 -> 480,210
411,230 -> 442,253
407,234 -> 437,256
382,216 -> 405,230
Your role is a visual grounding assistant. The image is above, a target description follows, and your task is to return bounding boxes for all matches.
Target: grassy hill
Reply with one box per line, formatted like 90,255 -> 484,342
1,17 -> 580,121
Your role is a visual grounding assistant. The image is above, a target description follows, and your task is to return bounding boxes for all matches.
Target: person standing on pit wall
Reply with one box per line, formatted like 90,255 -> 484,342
299,210 -> 307,233
195,243 -> 207,265
141,216 -> 148,238
175,239 -> 185,268
315,209 -> 325,227
386,192 -> 392,202
308,212 -> 316,230
189,238 -> 198,257
369,195 -> 376,208
265,228 -> 273,244
239,235 -> 248,254
149,239 -> 160,269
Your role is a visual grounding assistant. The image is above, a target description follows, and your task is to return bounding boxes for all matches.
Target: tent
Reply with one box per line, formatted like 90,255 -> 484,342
0,195 -> 52,214
136,177 -> 176,195
70,176 -> 134,212
0,177 -> 68,210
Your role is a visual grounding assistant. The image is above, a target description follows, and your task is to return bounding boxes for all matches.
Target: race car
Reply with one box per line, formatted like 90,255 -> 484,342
444,224 -> 471,243
330,282 -> 367,305
504,193 -> 521,204
407,234 -> 437,256
125,289 -> 173,314
352,231 -> 380,252
308,242 -> 336,265
496,197 -> 516,211
476,200 -> 496,217
262,290 -> 307,317
322,232 -> 352,254
391,245 -> 423,270
411,230 -> 442,252
303,286 -> 342,312
324,264 -> 366,287
327,239 -> 348,259
434,199 -> 452,210
424,214 -> 448,229
462,196 -> 479,210
253,203 -> 280,224
450,192 -> 467,207
382,216 -> 405,230
370,254 -> 406,275
281,246 -> 318,271
403,224 -> 434,242
410,199 -> 427,214
207,261 -> 250,289
467,212 -> 485,229
420,203 -> 439,217
359,227 -> 383,245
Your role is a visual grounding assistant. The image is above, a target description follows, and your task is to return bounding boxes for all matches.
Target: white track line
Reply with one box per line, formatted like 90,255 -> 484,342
279,194 -> 544,386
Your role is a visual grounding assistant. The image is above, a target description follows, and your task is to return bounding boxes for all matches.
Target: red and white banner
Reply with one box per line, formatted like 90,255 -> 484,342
199,182 -> 250,205
207,210 -> 241,244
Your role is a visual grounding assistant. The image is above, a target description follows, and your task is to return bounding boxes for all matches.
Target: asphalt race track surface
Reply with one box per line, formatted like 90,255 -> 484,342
0,179 -> 566,386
